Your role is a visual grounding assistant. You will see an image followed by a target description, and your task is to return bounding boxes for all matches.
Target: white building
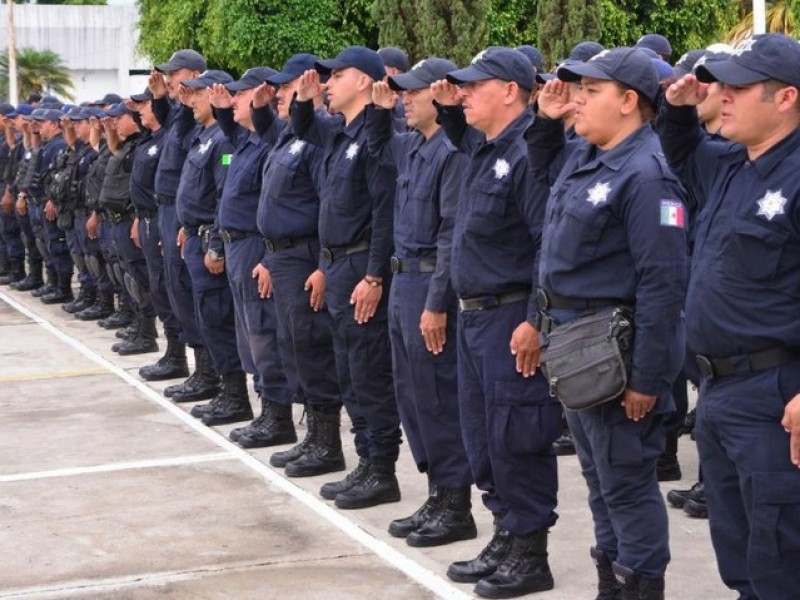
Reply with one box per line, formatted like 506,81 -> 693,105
0,3 -> 149,104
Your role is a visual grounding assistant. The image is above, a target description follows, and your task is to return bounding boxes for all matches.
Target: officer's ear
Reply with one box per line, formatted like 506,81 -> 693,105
773,85 -> 800,116
619,88 -> 640,117
356,72 -> 373,94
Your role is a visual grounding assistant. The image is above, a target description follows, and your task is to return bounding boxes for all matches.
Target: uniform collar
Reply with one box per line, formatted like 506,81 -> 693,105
416,127 -> 447,162
482,110 -> 530,150
748,125 -> 800,178
342,108 -> 366,140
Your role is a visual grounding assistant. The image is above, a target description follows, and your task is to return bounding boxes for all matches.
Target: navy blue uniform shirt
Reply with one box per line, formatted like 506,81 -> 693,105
365,104 -> 464,312
291,99 -> 396,278
215,106 -> 282,234
130,127 -> 166,213
437,104 -> 548,325
154,98 -> 197,199
658,104 -> 800,358
529,116 -> 688,395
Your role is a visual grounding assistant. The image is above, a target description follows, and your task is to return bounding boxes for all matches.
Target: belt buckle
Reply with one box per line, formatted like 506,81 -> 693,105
321,247 -> 334,264
696,355 -> 715,380
390,256 -> 400,274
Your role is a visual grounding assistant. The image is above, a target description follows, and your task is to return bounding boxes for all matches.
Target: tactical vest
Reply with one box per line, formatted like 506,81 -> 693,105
5,142 -> 23,191
0,140 -> 11,186
20,147 -> 43,200
84,145 -> 111,211
99,136 -> 139,215
47,148 -> 72,206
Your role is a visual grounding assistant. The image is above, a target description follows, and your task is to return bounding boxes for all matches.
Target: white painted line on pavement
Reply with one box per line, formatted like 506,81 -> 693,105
0,291 -> 473,600
0,453 -> 234,483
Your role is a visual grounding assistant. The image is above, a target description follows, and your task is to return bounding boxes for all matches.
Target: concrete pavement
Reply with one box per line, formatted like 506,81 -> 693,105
0,288 -> 732,599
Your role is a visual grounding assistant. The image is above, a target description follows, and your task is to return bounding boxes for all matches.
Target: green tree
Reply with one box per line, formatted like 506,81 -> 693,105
537,0 -> 602,65
728,0 -> 796,43
35,0 -> 107,5
373,0 -> 425,62
419,0 -> 491,65
0,48 -> 75,101
487,0 -> 539,48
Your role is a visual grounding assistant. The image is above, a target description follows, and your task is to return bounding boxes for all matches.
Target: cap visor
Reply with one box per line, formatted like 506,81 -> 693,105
155,60 -> 178,73
557,62 -> 612,83
181,79 -> 209,89
315,59 -> 347,75
388,73 -> 429,91
225,80 -> 255,91
695,61 -> 767,85
536,72 -> 556,84
266,71 -> 299,85
129,93 -> 151,102
446,66 -> 493,85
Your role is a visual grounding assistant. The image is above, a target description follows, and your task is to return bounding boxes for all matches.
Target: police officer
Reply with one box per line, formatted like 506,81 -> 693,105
0,102 -> 26,286
377,47 -> 410,132
430,47 -> 561,598
175,69 -> 253,427
530,48 -> 688,600
292,47 -> 402,509
255,54 -> 348,472
127,89 -> 189,381
150,50 -> 220,402
367,59 -> 477,547
659,33 -> 800,599
206,67 -> 301,440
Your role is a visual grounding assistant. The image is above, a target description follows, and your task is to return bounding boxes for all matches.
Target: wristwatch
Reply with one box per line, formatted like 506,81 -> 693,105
364,275 -> 382,287
208,249 -> 224,262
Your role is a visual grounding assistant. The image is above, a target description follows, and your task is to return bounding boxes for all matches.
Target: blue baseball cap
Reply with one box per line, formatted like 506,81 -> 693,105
106,103 -> 136,117
315,46 -> 386,82
388,57 -> 458,91
8,103 -> 33,118
447,46 -> 534,91
557,47 -> 660,103
225,67 -> 278,91
267,53 -> 321,85
34,108 -> 64,122
378,47 -> 410,72
89,93 -> 122,107
652,58 -> 674,81
636,34 -> 672,59
182,70 -> 234,89
0,102 -> 14,116
516,45 -> 545,71
130,88 -> 153,102
673,49 -> 709,78
156,49 -> 207,73
569,41 -> 606,63
68,107 -> 90,121
85,107 -> 106,119
695,33 -> 800,89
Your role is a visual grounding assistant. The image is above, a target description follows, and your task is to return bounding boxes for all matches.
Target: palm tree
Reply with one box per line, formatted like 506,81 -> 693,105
0,47 -> 75,102
727,0 -> 797,43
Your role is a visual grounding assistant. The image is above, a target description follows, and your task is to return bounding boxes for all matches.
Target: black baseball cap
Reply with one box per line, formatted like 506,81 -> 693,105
388,57 -> 458,91
695,34 -> 800,89
316,46 -> 386,82
447,46 -> 534,91
156,49 -> 207,73
267,53 -> 321,85
225,67 -> 278,91
182,70 -> 234,89
90,93 -> 122,107
557,47 -> 660,103
516,45 -> 545,71
636,34 -> 672,59
378,47 -> 410,72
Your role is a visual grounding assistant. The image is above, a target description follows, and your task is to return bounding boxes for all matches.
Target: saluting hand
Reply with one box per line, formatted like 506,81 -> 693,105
420,309 -> 447,355
296,70 -> 323,102
665,74 -> 709,107
621,389 -> 657,421
537,79 -> 577,120
209,83 -> 233,109
510,321 -> 541,378
251,263 -> 272,299
304,269 -> 325,311
177,84 -> 193,107
372,81 -> 399,110
148,71 -> 168,99
781,393 -> 800,467
252,83 -> 276,109
430,79 -> 461,106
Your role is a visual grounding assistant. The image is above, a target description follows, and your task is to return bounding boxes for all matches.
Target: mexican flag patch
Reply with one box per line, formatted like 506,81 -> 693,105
660,200 -> 685,228
221,154 -> 232,166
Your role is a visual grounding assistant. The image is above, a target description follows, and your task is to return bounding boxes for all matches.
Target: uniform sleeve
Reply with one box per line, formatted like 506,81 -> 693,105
152,97 -> 172,128
208,138 -> 234,254
364,153 -> 396,278
425,150 -> 463,312
174,104 -> 197,140
622,175 -> 688,395
364,104 -> 403,168
213,107 -> 247,148
525,115 -> 571,186
434,103 -> 483,153
291,99 -> 336,147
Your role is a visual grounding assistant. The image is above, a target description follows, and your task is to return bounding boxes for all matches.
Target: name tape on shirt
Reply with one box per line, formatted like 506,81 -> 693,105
660,200 -> 686,229
221,153 -> 232,166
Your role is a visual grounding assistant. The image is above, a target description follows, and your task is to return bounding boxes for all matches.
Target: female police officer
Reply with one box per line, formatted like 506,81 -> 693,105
527,47 -> 687,600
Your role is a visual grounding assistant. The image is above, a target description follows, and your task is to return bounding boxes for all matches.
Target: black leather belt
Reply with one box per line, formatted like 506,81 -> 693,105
219,229 -> 256,244
108,211 -> 132,225
137,208 -> 157,219
390,256 -> 436,274
458,289 -> 529,312
264,235 -> 318,254
183,224 -> 213,238
696,347 -> 800,381
321,240 -> 369,264
537,289 -> 628,311
154,194 -> 175,206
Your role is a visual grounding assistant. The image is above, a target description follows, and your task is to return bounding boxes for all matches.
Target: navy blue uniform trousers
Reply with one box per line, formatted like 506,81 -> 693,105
137,214 -> 180,339
0,209 -> 24,261
111,218 -> 155,318
695,360 -> 800,600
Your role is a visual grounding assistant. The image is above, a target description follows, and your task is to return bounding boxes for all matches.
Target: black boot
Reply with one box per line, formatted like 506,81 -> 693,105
447,525 -> 513,583
32,268 -> 57,297
235,399 -> 297,447
0,259 -> 25,286
41,273 -> 74,305
112,314 -> 140,352
666,481 -> 704,509
334,459 -> 401,509
683,494 -> 708,519
116,316 -> 159,355
553,418 -> 576,456
139,336 -> 189,381
613,563 -> 664,600
591,547 -> 621,600
12,261 -> 42,291
407,486 -> 477,547
99,295 -> 134,329
320,457 -> 370,500
168,346 -> 220,402
267,407 -> 314,464
474,529 -> 554,598
75,290 -> 115,321
62,285 -> 95,313
388,482 -> 439,538
656,430 -> 681,482
196,371 -> 253,426
284,409 -> 345,476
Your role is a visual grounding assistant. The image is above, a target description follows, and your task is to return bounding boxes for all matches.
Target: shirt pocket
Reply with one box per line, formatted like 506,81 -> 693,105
329,157 -> 367,215
554,200 -> 610,262
727,217 -> 790,281
465,180 -> 509,238
408,183 -> 439,246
